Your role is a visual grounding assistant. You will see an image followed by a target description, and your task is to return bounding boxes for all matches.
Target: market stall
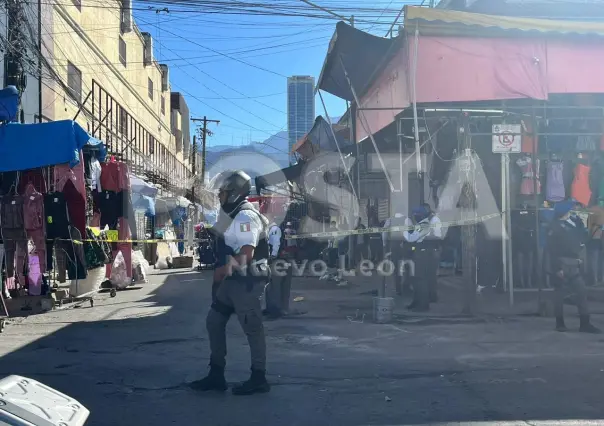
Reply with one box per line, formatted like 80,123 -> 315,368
0,118 -> 126,322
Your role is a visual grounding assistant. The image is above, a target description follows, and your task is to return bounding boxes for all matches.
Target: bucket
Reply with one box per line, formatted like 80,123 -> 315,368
373,297 -> 394,324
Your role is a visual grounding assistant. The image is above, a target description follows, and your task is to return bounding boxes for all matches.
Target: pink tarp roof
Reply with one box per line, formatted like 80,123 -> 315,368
355,34 -> 604,143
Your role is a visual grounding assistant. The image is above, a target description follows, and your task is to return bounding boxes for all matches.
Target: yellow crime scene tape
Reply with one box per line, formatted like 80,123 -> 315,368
284,212 -> 503,240
0,213 -> 503,245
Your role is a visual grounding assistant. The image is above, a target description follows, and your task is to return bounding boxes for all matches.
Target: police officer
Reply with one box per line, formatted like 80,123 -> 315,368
548,200 -> 600,333
192,170 -> 272,395
404,204 -> 443,311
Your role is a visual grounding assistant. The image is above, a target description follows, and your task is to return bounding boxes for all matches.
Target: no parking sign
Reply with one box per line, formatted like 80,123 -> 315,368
492,124 -> 521,153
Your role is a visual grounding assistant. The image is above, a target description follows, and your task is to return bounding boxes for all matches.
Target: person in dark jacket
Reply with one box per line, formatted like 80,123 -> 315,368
548,200 -> 600,333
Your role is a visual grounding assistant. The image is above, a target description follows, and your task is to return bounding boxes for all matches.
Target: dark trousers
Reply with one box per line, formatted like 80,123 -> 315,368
552,264 -> 589,319
515,249 -> 535,289
207,277 -> 269,371
354,243 -> 369,267
412,248 -> 440,309
587,240 -> 604,285
265,258 -> 292,315
369,237 -> 382,262
390,242 -> 406,295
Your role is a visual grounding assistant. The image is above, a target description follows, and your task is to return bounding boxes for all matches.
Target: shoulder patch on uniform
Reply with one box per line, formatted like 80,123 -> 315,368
240,222 -> 251,232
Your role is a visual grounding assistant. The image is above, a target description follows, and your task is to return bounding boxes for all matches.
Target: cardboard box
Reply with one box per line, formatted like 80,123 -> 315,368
172,256 -> 193,269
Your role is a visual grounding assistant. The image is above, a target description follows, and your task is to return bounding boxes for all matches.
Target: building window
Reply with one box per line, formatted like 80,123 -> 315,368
67,62 -> 82,102
148,78 -> 153,100
72,0 -> 81,11
119,37 -> 126,67
148,135 -> 155,154
161,96 -> 165,115
119,107 -> 128,138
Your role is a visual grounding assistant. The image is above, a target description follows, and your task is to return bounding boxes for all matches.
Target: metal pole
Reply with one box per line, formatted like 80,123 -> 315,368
338,56 -> 395,191
501,153 -> 507,294
532,106 -> 542,312
505,153 -> 514,306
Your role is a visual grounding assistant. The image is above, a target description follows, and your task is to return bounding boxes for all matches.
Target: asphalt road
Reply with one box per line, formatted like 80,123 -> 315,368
1,269 -> 604,426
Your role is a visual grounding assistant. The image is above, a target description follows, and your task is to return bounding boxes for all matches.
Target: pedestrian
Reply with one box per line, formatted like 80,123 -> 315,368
548,199 -> 600,333
192,170 -> 272,395
384,211 -> 408,296
404,204 -> 443,311
264,217 -> 293,319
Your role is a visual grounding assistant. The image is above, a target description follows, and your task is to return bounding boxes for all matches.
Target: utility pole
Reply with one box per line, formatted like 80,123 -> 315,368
4,0 -> 27,122
191,134 -> 197,220
191,116 -> 220,216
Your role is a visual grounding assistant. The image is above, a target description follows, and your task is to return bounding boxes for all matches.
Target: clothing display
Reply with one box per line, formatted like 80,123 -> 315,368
516,156 -> 541,195
571,163 -> 592,207
546,161 -> 565,202
521,120 -> 538,153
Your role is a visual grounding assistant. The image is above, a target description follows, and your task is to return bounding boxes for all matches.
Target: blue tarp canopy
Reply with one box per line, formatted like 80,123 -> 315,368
0,86 -> 18,122
132,193 -> 156,217
0,120 -> 93,172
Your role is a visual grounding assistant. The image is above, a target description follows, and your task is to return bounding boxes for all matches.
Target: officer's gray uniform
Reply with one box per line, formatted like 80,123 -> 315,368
206,209 -> 269,371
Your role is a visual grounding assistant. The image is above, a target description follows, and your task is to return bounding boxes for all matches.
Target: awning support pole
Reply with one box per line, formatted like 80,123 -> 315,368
338,55 -> 395,192
318,90 -> 359,208
411,26 -> 424,182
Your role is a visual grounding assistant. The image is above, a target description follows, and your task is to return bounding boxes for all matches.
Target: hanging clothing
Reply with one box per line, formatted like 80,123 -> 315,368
23,184 -> 47,274
100,161 -> 124,192
62,179 -> 87,237
577,135 -> 597,152
17,169 -> 47,195
571,163 -> 592,207
54,152 -> 86,199
521,120 -> 538,154
516,156 -> 541,196
0,195 -> 27,281
546,161 -> 565,202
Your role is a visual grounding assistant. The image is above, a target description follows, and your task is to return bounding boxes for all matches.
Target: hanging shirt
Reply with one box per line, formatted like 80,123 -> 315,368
90,158 -> 102,192
546,161 -> 565,202
571,163 -> 592,207
516,156 -> 541,196
267,223 -> 282,256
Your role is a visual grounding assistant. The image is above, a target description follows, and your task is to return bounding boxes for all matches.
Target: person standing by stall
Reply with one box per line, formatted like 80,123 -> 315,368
404,205 -> 443,311
192,170 -> 272,395
548,200 -> 600,333
264,217 -> 289,319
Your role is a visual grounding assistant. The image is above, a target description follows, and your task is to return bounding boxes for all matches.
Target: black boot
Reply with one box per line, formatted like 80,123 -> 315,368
190,365 -> 228,392
555,316 -> 567,332
232,369 -> 270,395
580,315 -> 602,334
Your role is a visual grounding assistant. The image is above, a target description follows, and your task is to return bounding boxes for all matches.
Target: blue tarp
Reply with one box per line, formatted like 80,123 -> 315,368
86,136 -> 107,163
132,193 -> 156,217
0,86 -> 18,122
0,120 -> 92,172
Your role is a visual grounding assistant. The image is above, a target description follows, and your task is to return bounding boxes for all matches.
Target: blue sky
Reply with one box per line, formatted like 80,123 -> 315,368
132,1 -> 424,150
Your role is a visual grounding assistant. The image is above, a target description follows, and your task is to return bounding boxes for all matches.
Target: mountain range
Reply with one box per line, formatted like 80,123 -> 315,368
204,116 -> 340,179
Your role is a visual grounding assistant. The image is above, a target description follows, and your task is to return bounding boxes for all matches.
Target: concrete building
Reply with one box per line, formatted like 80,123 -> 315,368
287,76 -> 315,165
0,0 -> 192,196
